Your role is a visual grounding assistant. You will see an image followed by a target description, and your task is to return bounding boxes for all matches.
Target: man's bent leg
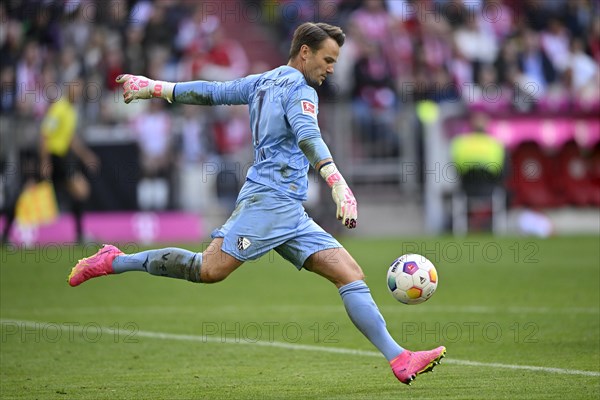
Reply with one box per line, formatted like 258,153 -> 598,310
69,238 -> 243,286
113,247 -> 202,282
116,238 -> 243,283
304,248 -> 404,361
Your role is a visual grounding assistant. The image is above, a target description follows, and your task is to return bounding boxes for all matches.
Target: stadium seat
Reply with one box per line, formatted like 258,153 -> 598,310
587,142 -> 600,206
553,140 -> 591,206
508,141 -> 561,208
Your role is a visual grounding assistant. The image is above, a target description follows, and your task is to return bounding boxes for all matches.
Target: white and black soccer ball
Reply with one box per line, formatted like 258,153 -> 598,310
387,254 -> 438,305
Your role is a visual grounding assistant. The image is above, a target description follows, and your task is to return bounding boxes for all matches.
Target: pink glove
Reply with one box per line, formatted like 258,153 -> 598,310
320,163 -> 358,229
115,74 -> 175,104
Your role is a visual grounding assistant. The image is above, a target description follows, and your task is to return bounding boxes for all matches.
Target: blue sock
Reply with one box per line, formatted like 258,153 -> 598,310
339,280 -> 404,361
112,248 -> 203,283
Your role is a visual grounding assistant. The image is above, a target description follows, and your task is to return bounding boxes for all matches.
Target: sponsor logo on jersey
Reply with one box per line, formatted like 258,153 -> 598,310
301,100 -> 317,118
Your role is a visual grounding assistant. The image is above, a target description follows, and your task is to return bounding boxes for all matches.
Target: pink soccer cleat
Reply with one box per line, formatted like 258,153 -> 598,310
68,244 -> 123,287
390,346 -> 446,385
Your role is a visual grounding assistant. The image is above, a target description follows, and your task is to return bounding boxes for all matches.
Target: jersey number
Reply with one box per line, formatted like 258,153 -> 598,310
253,90 -> 266,146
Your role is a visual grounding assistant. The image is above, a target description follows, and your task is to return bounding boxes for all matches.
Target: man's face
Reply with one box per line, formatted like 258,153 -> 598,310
302,37 -> 339,86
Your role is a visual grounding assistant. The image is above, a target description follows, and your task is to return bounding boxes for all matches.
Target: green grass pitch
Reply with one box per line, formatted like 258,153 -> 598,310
1,236 -> 599,399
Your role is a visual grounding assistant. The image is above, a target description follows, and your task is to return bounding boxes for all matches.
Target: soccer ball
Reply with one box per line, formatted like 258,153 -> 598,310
387,254 -> 438,305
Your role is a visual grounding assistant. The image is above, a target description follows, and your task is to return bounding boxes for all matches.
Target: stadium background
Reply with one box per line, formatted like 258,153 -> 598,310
1,0 -> 599,244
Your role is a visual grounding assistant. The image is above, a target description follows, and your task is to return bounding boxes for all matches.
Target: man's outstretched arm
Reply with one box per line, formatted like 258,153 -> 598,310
299,138 -> 358,229
115,74 -> 259,105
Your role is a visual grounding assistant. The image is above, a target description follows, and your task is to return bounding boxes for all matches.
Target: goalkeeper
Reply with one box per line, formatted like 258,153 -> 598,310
68,22 -> 445,385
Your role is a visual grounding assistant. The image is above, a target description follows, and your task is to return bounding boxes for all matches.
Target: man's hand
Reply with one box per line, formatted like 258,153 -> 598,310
319,163 -> 358,229
115,74 -> 175,104
331,182 -> 358,228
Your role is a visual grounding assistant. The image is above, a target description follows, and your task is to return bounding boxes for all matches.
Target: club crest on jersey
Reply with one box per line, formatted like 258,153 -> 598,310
237,237 -> 251,251
301,100 -> 317,118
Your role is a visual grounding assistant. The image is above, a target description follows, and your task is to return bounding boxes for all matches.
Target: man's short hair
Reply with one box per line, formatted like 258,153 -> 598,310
289,22 -> 345,60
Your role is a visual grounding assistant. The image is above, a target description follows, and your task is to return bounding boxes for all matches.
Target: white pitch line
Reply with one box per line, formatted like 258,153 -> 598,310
1,319 -> 599,378
9,305 -> 599,316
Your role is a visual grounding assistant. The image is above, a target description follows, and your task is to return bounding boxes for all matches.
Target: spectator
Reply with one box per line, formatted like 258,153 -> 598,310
101,0 -> 130,33
541,18 -> 572,73
328,19 -> 363,98
0,65 -> 16,113
15,40 -> 42,117
481,0 -> 513,41
516,29 -> 557,99
351,41 -> 400,158
468,63 -> 512,113
25,2 -> 61,51
62,3 -> 93,54
453,11 -> 499,64
130,99 -> 173,211
143,3 -> 175,52
494,37 -> 520,86
562,0 -> 593,40
567,37 -> 598,92
212,105 -> 251,211
520,0 -> 554,32
418,17 -> 453,72
386,18 -> 414,82
177,104 -> 215,164
194,27 -> 249,81
103,45 -> 125,92
175,4 -> 219,57
175,104 -> 218,212
83,29 -> 106,80
213,105 -> 252,157
568,37 -> 600,111
449,42 -> 475,91
587,16 -> 600,64
123,25 -> 146,75
349,0 -> 393,46
57,46 -> 82,85
0,16 -> 24,70
440,0 -> 469,29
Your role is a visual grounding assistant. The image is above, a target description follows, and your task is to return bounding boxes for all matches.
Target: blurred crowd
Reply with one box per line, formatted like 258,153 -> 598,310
275,0 -> 600,157
1,0 -> 599,211
1,0 -> 257,211
1,0 -> 253,161
277,0 -> 600,109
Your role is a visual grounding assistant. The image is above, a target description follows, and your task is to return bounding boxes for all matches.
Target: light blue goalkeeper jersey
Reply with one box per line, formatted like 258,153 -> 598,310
174,66 -> 325,201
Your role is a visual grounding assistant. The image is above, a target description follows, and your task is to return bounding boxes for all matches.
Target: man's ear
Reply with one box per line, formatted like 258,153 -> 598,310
300,44 -> 310,60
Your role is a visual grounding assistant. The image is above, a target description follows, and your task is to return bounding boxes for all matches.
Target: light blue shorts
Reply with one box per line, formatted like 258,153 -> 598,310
211,181 -> 342,269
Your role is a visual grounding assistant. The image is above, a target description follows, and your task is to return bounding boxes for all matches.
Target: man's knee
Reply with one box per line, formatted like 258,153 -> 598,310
199,255 -> 242,283
352,268 -> 366,282
342,263 -> 365,285
199,238 -> 243,283
199,267 -> 227,284
305,249 -> 366,287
